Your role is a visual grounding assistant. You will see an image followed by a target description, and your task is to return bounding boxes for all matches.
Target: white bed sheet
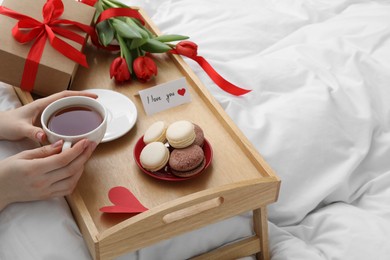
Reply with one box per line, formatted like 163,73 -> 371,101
1,0 -> 390,259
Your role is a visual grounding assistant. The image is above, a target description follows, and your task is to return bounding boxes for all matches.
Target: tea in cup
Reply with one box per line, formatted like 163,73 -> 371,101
41,96 -> 107,150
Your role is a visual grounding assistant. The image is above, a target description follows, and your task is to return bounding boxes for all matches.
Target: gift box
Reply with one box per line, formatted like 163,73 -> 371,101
0,0 -> 95,96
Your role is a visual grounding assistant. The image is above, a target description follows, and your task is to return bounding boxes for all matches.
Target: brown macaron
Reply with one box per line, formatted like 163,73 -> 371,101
193,123 -> 205,147
169,144 -> 205,177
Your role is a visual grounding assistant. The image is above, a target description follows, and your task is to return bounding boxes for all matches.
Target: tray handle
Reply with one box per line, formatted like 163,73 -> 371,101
98,177 -> 279,260
163,196 -> 224,224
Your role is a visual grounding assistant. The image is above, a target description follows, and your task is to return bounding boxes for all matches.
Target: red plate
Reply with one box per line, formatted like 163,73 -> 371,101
133,137 -> 213,181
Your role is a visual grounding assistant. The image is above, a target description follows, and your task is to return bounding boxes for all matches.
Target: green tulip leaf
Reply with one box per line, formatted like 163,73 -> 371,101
125,18 -> 150,40
129,38 -> 148,50
96,20 -> 114,46
141,39 -> 172,53
154,34 -> 189,43
93,1 -> 104,23
132,18 -> 155,38
112,19 -> 142,39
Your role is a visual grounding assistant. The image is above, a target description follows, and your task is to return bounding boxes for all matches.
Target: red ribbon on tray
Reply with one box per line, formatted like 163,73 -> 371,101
171,42 -> 252,96
0,0 -> 94,92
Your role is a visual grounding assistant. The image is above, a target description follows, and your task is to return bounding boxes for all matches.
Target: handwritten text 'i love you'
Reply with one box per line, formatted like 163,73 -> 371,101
139,77 -> 191,115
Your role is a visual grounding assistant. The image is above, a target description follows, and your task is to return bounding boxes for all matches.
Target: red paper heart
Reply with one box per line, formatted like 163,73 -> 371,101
177,88 -> 186,96
100,186 -> 148,213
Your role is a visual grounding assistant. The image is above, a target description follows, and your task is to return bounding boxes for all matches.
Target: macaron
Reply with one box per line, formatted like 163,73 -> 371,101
140,142 -> 169,172
193,124 -> 205,147
166,120 -> 195,148
143,121 -> 167,144
169,144 -> 205,177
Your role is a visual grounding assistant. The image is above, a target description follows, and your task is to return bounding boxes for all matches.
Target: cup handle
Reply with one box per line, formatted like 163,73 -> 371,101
62,141 -> 72,152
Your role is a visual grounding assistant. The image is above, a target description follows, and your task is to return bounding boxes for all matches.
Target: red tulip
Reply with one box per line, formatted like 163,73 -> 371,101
110,57 -> 131,83
133,56 -> 158,83
175,41 -> 198,58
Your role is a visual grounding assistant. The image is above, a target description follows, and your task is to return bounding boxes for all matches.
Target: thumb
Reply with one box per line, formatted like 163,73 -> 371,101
19,140 -> 63,160
23,125 -> 46,143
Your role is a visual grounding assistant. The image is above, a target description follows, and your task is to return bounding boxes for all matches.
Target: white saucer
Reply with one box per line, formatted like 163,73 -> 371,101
84,89 -> 137,143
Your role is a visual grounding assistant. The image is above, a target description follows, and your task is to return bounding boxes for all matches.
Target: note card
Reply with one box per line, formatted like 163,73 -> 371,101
139,77 -> 191,115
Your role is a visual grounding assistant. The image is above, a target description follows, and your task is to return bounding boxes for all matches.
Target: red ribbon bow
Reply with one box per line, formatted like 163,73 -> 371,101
0,0 -> 94,92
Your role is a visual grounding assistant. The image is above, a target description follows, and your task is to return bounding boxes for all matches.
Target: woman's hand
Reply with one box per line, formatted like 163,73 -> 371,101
0,90 -> 97,143
0,139 -> 97,211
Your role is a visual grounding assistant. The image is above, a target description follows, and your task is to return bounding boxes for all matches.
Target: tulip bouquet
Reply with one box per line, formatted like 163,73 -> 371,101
89,0 -> 191,84
79,0 -> 250,95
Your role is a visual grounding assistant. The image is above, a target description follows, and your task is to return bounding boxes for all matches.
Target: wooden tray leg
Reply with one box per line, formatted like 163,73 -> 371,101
253,207 -> 270,260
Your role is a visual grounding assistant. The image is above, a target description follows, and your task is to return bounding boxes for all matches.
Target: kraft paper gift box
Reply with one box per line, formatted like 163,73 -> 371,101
0,0 -> 95,97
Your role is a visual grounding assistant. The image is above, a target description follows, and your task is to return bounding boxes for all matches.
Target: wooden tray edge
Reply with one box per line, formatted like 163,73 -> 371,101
97,177 -> 280,259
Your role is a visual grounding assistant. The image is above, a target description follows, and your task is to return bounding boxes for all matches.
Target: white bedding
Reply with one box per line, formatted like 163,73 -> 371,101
1,0 -> 390,259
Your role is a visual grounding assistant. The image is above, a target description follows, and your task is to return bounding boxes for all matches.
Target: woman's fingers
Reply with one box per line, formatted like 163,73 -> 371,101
47,141 -> 97,197
0,136 -> 98,208
48,169 -> 84,198
25,126 -> 46,143
19,139 -> 92,174
16,140 -> 63,160
45,141 -> 97,190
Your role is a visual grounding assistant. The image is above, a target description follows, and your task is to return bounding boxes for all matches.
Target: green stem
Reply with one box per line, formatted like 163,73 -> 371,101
117,34 -> 125,58
117,33 -> 133,73
136,48 -> 142,57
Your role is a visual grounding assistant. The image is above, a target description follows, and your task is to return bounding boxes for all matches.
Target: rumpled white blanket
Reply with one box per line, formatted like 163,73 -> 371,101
1,0 -> 390,259
147,0 -> 390,259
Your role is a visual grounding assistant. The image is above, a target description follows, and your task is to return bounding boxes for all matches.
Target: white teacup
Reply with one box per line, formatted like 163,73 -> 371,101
41,96 -> 108,151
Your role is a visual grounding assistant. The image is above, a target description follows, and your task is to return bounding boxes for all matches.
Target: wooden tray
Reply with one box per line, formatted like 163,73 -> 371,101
15,8 -> 280,260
